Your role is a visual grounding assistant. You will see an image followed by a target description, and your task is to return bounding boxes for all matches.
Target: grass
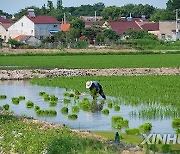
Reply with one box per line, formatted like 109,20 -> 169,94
0,113 -> 118,153
0,54 -> 180,69
30,75 -> 180,108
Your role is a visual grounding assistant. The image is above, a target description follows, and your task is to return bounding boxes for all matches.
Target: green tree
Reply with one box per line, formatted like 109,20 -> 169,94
57,0 -> 63,10
82,28 -> 97,41
166,0 -> 180,11
71,18 -> 85,32
104,29 -> 119,40
47,0 -> 54,12
102,6 -> 121,21
41,4 -> 48,14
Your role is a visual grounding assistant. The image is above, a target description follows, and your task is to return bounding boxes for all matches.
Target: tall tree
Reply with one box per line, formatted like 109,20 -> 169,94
47,0 -> 54,12
166,0 -> 180,11
57,0 -> 63,10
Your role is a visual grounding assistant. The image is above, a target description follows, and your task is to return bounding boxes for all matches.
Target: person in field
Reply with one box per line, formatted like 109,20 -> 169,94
86,81 -> 106,99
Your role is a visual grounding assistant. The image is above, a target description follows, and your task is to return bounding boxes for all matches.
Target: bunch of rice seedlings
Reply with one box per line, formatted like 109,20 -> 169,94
61,107 -> 68,114
101,109 -> 109,115
68,114 -> 78,120
12,97 -> 20,105
26,101 -> 34,108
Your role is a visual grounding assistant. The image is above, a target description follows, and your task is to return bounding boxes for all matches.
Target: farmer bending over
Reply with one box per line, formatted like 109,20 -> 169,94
86,81 -> 106,99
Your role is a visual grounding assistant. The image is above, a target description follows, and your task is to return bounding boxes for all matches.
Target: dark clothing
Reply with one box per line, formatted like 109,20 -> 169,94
89,81 -> 106,99
115,132 -> 120,143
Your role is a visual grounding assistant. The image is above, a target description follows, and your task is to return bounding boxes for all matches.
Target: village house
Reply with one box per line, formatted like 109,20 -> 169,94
1,9 -> 61,44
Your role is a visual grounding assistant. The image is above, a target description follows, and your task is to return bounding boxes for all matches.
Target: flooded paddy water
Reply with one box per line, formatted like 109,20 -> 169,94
0,80 -> 175,134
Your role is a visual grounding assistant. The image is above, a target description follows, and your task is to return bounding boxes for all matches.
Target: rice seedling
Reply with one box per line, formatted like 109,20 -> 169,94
19,96 -> 25,101
114,105 -> 120,111
111,116 -> 124,123
3,104 -> 9,111
71,106 -> 80,113
139,123 -> 152,132
107,101 -> 113,109
61,107 -> 68,114
26,101 -> 34,108
75,90 -> 81,96
0,95 -> 7,100
63,92 -> 74,97
49,101 -> 57,107
111,116 -> 129,129
34,106 -> 40,111
172,118 -> 180,128
68,114 -> 78,120
125,128 -> 140,136
43,94 -> 50,102
36,109 -> 57,116
12,97 -> 20,105
101,109 -> 109,115
21,114 -> 34,119
78,98 -> 91,112
74,95 -> 79,100
63,98 -> 71,104
50,95 -> 58,101
39,91 -> 46,96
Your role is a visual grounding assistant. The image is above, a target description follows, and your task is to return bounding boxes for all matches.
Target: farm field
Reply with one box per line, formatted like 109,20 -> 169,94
0,53 -> 180,69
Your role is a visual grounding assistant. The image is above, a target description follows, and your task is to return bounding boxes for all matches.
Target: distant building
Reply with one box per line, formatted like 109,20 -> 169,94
14,35 -> 41,46
80,16 -> 103,22
2,9 -> 60,42
159,21 -> 180,41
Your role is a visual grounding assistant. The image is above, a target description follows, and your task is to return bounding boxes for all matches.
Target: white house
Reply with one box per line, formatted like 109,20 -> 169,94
5,9 -> 61,42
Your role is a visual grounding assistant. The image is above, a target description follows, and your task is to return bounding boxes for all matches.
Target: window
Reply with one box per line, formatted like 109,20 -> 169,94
53,25 -> 57,28
40,36 -> 43,40
21,22 -> 23,27
31,30 -> 33,34
161,34 -> 165,40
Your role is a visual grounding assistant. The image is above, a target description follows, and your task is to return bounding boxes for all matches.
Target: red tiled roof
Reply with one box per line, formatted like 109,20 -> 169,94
141,22 -> 159,31
14,35 -> 27,41
1,23 -> 13,29
61,23 -> 70,31
85,21 -> 104,27
0,16 -> 14,24
108,21 -> 142,34
27,16 -> 60,24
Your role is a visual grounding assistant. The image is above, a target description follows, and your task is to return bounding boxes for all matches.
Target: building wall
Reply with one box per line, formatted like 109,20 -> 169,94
159,21 -> 180,41
0,25 -> 7,40
8,16 -> 34,40
34,24 -> 60,39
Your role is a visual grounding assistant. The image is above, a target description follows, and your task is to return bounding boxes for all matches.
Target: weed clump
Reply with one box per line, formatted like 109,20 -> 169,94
101,109 -> 109,115
68,114 -> 78,120
26,101 -> 34,108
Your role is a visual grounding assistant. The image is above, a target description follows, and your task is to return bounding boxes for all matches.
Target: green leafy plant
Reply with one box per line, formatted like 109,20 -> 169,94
107,101 -> 113,108
101,109 -> 109,115
78,98 -> 91,111
12,97 -> 20,105
68,114 -> 78,120
39,91 -> 46,96
114,105 -> 120,111
72,106 -> 80,113
0,95 -> 7,100
172,118 -> 180,128
19,96 -> 25,101
26,101 -> 34,108
139,123 -> 152,132
63,98 -> 71,104
50,101 -> 57,107
61,107 -> 68,114
125,128 -> 140,136
3,104 -> 9,110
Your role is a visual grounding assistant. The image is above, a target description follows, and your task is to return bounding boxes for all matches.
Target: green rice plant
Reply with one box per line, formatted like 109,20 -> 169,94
72,106 -> 80,113
50,95 -> 58,101
0,95 -> 7,100
125,128 -> 140,136
90,88 -> 98,99
107,101 -> 113,108
69,93 -> 74,97
63,92 -> 70,96
139,123 -> 152,132
63,98 -> 71,104
78,98 -> 91,111
123,120 -> 129,128
19,96 -> 25,101
34,106 -> 40,111
36,109 -> 57,116
172,118 -> 180,128
39,91 -> 46,96
12,97 -> 20,105
21,114 -> 34,119
101,109 -> 109,115
49,101 -> 57,107
3,104 -> 9,111
74,95 -> 79,100
111,116 -> 123,123
26,101 -> 34,108
61,107 -> 68,114
43,94 -> 50,101
161,144 -> 171,153
114,105 -> 120,111
75,90 -> 81,95
68,114 -> 78,120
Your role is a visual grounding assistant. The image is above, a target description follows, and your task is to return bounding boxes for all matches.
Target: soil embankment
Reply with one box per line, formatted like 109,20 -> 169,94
0,68 -> 179,80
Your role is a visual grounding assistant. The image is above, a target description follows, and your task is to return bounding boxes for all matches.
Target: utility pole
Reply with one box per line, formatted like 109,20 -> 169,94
176,9 -> 179,41
64,13 -> 66,24
95,11 -> 97,22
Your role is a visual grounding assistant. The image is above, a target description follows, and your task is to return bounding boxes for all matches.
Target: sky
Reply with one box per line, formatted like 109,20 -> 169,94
0,0 -> 169,14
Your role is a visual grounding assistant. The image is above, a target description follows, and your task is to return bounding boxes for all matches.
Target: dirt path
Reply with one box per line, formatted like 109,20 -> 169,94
0,68 -> 180,80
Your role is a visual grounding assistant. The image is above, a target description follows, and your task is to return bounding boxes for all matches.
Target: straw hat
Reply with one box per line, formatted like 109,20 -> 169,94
86,81 -> 92,88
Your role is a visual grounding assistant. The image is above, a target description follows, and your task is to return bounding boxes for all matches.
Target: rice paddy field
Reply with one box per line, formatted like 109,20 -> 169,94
0,53 -> 180,68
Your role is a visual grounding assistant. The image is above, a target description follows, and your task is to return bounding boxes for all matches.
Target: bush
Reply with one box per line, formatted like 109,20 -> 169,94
50,101 -> 57,107
3,104 -> 9,110
125,128 -> 140,136
0,95 -> 7,100
68,114 -> 78,120
101,109 -> 109,115
172,118 -> 180,128
61,107 -> 68,114
19,96 -> 25,101
72,106 -> 80,113
139,123 -> 152,132
63,98 -> 71,104
12,97 -> 19,105
114,105 -> 120,111
107,101 -> 113,108
26,101 -> 34,108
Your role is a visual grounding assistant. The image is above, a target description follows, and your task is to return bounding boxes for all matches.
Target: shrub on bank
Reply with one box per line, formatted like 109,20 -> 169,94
125,128 -> 140,136
139,123 -> 152,132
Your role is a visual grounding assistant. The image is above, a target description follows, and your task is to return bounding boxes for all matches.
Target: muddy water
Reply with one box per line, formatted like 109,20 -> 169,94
0,80 -> 175,133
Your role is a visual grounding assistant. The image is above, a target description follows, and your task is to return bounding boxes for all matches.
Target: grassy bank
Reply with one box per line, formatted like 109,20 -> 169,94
0,113 -> 118,153
0,54 -> 180,69
30,75 -> 180,107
